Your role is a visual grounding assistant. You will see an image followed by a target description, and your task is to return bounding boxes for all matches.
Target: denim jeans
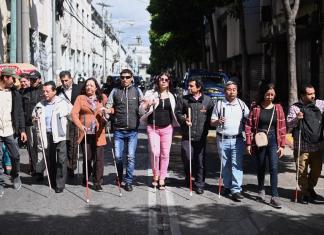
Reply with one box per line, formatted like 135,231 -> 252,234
0,135 -> 20,179
256,130 -> 279,197
216,136 -> 244,193
114,130 -> 138,184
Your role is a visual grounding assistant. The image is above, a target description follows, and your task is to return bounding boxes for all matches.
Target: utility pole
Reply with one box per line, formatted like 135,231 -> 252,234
21,0 -> 30,62
52,0 -> 57,81
10,0 -> 17,62
97,2 -> 111,83
17,0 -> 22,62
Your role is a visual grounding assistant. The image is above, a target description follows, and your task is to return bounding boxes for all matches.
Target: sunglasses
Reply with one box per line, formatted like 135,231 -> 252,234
121,76 -> 132,80
159,78 -> 169,82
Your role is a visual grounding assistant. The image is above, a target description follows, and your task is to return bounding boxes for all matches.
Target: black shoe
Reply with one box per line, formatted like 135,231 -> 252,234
300,195 -> 309,204
195,188 -> 204,195
36,173 -> 44,182
223,188 -> 231,196
55,188 -> 64,193
94,184 -> 103,192
68,168 -> 75,178
232,192 -> 244,202
124,183 -> 133,192
309,188 -> 318,200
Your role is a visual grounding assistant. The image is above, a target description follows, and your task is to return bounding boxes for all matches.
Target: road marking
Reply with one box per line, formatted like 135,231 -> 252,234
148,169 -> 158,235
165,188 -> 182,235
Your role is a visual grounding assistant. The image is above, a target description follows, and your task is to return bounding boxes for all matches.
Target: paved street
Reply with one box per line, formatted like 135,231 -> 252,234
1,129 -> 324,235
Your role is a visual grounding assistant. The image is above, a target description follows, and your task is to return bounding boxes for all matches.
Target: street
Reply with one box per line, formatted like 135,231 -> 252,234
1,129 -> 324,235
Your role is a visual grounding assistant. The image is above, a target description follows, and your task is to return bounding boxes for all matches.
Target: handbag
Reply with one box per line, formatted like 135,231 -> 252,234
254,107 -> 275,147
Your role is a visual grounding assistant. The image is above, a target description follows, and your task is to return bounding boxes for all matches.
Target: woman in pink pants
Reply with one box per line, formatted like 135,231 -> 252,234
140,73 -> 179,189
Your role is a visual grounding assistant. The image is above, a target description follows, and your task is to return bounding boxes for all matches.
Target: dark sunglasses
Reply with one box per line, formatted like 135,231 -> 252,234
121,76 -> 132,80
159,78 -> 169,82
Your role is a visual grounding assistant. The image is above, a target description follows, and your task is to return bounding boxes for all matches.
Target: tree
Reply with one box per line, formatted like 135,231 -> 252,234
282,0 -> 300,105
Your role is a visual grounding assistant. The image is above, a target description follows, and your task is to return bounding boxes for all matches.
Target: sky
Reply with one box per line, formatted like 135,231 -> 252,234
93,0 -> 151,47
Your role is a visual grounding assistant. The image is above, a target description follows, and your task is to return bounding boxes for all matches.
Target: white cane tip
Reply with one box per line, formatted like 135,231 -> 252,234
190,192 -> 193,196
86,199 -> 90,203
119,193 -> 122,197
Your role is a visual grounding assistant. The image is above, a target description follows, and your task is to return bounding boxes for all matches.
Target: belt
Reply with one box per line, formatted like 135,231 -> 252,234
217,133 -> 242,139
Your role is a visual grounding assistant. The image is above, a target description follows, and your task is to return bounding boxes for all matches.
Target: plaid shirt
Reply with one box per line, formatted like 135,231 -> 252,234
287,99 -> 324,153
245,104 -> 286,147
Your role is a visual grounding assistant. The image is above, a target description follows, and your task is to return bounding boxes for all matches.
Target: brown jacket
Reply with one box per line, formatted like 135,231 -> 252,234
71,95 -> 107,146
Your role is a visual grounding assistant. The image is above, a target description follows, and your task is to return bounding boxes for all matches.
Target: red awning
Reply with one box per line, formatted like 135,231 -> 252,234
0,63 -> 37,76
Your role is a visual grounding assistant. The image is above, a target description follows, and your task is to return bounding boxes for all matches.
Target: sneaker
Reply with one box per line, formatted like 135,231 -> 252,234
0,185 -> 4,197
94,184 -> 103,192
300,194 -> 310,204
309,188 -> 318,200
35,173 -> 44,182
195,188 -> 204,195
232,192 -> 244,202
258,190 -> 266,202
13,176 -> 22,190
270,197 -> 282,209
222,188 -> 231,196
124,183 -> 133,192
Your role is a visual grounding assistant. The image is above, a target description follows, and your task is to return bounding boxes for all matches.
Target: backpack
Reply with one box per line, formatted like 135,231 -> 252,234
294,102 -> 323,144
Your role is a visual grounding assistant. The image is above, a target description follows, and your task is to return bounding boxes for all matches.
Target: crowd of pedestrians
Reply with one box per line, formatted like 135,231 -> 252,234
0,67 -> 323,208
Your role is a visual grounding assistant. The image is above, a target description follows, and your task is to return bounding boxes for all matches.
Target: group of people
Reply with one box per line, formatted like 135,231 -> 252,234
0,67 -> 323,209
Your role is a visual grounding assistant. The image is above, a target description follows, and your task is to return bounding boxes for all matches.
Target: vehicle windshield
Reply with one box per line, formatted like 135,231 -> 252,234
203,76 -> 225,88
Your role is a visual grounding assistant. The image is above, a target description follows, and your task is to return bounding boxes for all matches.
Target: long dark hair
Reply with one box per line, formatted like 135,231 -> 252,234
81,77 -> 103,102
257,82 -> 276,105
154,72 -> 174,93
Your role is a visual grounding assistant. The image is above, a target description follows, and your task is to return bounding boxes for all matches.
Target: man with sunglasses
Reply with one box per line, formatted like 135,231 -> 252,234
106,69 -> 143,192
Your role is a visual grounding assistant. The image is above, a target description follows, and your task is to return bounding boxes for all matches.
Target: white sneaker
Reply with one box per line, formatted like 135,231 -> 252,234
13,176 -> 22,191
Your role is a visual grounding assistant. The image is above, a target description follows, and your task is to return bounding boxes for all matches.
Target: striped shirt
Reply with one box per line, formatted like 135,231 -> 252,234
245,104 -> 286,147
287,100 -> 324,152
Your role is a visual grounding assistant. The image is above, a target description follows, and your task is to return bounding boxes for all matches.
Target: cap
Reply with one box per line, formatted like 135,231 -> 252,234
28,70 -> 42,80
78,77 -> 85,83
1,68 -> 20,80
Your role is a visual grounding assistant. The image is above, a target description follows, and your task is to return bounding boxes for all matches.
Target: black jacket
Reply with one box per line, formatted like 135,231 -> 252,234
11,88 -> 26,136
22,84 -> 43,126
175,94 -> 214,141
56,83 -> 81,105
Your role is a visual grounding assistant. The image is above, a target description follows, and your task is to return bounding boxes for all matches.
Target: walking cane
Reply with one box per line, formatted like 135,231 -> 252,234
295,123 -> 302,203
188,107 -> 193,197
77,143 -> 80,182
218,107 -> 225,198
152,98 -> 157,192
106,122 -> 123,197
84,132 -> 90,203
35,108 -> 52,190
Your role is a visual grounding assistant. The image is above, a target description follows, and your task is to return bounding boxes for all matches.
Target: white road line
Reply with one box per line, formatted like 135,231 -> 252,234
148,169 -> 158,235
165,187 -> 182,235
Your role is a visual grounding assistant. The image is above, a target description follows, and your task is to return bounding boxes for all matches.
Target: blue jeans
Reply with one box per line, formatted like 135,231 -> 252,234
217,136 -> 244,193
114,130 -> 138,184
0,135 -> 20,179
256,130 -> 279,197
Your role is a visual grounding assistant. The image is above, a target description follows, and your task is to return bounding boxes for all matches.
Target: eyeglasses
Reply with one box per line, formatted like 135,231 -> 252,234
121,76 -> 132,80
159,78 -> 169,82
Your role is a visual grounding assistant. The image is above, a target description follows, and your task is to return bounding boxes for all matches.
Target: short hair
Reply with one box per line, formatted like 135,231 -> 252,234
59,70 -> 71,79
188,77 -> 204,90
120,69 -> 133,76
225,80 -> 238,87
300,84 -> 314,96
43,81 -> 56,91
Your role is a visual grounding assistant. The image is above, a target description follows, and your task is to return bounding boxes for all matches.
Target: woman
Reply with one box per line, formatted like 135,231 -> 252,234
140,73 -> 179,189
245,83 -> 286,208
71,78 -> 107,192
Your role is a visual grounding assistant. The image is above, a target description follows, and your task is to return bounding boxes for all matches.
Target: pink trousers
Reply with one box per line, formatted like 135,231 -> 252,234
147,124 -> 173,180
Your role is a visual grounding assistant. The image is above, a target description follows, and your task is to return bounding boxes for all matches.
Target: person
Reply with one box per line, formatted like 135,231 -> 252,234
19,74 -> 30,91
245,83 -> 286,208
175,77 -> 214,194
106,69 -> 143,192
210,81 -> 249,201
71,78 -> 107,192
78,76 -> 85,86
287,84 -> 324,204
21,70 -> 44,178
0,68 -> 27,196
57,70 -> 82,177
140,73 -> 179,189
32,81 -> 72,193
101,76 -> 114,97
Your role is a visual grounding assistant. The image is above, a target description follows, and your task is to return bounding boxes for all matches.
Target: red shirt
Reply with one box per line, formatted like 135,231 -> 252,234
245,104 -> 286,148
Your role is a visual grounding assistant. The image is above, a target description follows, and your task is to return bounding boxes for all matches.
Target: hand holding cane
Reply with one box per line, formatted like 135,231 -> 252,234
35,108 -> 52,190
218,107 -> 225,198
188,107 -> 193,196
295,121 -> 302,203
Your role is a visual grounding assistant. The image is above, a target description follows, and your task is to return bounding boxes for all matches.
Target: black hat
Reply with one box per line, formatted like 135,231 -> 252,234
78,77 -> 85,83
28,71 -> 42,80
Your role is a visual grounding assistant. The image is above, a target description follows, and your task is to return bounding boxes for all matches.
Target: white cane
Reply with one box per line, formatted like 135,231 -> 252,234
152,98 -> 157,192
188,107 -> 193,196
218,107 -> 225,198
77,143 -> 80,182
36,108 -> 52,190
84,132 -> 90,203
295,124 -> 302,203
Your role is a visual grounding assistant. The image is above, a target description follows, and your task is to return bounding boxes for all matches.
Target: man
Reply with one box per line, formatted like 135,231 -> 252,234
106,69 -> 143,192
210,81 -> 249,201
32,81 -> 72,193
175,77 -> 214,194
0,68 -> 27,196
287,84 -> 324,204
56,70 -> 81,177
22,70 -> 43,179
